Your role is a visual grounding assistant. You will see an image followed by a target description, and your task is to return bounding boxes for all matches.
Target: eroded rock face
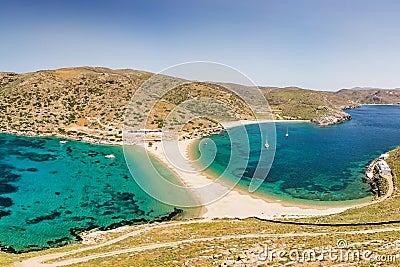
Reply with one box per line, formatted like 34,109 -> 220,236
311,111 -> 352,127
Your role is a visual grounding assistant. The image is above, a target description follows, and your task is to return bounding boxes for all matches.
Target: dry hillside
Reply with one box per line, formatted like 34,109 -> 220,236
1,67 -> 399,142
336,88 -> 400,104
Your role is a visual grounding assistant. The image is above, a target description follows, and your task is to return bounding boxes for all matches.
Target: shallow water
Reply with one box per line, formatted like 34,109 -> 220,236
1,105 -> 399,252
0,136 -> 195,252
194,105 -> 400,203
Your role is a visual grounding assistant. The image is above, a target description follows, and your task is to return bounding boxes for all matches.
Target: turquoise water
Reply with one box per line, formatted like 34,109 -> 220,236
195,105 -> 400,203
0,136 -> 195,252
1,105 -> 399,252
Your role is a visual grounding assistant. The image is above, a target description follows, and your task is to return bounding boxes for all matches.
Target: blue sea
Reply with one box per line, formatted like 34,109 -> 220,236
194,105 -> 400,204
0,137 -> 196,252
1,105 -> 399,252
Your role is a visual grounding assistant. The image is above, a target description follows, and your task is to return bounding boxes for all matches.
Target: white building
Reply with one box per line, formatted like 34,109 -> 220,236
126,129 -> 163,135
376,160 -> 391,175
379,153 -> 389,160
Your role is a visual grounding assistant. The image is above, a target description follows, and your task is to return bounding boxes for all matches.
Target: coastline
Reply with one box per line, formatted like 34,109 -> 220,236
194,162 -> 373,211
145,138 -> 360,219
220,119 -> 310,129
196,119 -> 376,211
0,117 -> 376,220
0,118 -> 311,147
0,129 -> 123,146
362,103 -> 400,106
0,115 -> 386,220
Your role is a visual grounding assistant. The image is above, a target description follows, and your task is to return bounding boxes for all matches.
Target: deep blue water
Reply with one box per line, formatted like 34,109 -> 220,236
195,105 -> 400,203
1,105 -> 399,252
0,136 -> 194,252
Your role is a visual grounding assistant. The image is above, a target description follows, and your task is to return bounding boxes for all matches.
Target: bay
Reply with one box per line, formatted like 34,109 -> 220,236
194,105 -> 400,203
0,135 -> 195,252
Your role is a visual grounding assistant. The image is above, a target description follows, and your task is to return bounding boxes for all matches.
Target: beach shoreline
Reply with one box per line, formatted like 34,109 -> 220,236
0,119 -> 311,147
220,119 -> 310,129
0,117 -> 376,220
0,129 -> 123,146
144,138 -> 369,219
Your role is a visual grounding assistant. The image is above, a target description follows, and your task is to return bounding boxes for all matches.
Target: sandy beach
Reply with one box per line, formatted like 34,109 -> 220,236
145,138 -> 354,219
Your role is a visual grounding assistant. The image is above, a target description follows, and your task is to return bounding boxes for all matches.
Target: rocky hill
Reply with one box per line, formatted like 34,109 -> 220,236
0,67 -> 254,143
260,86 -> 359,126
0,67 -> 151,143
336,88 -> 400,104
0,67 -> 399,143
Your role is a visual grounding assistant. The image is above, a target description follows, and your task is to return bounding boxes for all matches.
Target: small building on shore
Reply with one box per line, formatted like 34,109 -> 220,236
123,129 -> 164,144
126,129 -> 163,135
376,160 -> 391,175
379,153 -> 389,160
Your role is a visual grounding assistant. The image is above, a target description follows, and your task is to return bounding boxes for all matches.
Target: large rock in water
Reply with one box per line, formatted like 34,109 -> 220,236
311,111 -> 352,127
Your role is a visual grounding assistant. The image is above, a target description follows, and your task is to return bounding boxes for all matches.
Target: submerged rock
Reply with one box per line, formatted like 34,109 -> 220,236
0,183 -> 18,194
26,210 -> 62,225
0,197 -> 13,207
0,210 -> 11,219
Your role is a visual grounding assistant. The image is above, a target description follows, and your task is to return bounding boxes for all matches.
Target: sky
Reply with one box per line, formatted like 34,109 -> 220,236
0,0 -> 399,91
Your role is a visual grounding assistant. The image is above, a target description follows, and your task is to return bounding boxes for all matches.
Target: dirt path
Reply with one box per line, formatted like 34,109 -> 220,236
11,173 -> 397,267
348,172 -> 395,211
13,223 -> 400,267
381,173 -> 395,201
13,219 -> 210,267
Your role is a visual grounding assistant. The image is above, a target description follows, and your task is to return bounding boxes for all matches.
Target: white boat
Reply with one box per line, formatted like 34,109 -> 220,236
264,134 -> 269,149
105,154 -> 115,159
285,127 -> 289,137
59,140 -> 68,144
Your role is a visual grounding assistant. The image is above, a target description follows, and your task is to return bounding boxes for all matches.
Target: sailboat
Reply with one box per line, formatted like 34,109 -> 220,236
285,127 -> 289,137
264,133 -> 270,149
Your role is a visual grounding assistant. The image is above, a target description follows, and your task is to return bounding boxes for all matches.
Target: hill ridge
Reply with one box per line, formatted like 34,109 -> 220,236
1,67 -> 399,143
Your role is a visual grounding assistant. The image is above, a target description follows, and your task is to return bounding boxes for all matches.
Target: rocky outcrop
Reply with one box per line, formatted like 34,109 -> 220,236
310,102 -> 360,127
340,103 -> 362,110
311,110 -> 352,127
